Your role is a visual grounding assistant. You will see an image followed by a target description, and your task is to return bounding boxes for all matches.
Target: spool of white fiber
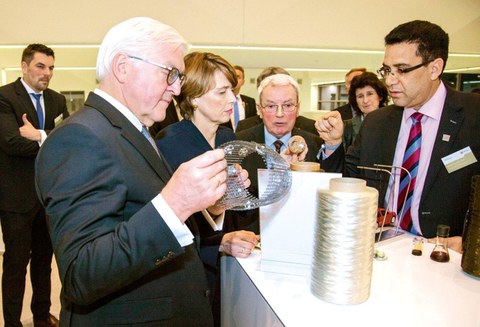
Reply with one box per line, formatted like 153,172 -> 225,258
311,178 -> 378,305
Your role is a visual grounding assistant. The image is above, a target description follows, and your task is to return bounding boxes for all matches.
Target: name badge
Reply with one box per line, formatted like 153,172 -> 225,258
441,146 -> 477,174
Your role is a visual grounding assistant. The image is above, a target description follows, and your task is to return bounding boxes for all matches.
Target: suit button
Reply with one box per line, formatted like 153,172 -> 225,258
155,252 -> 176,266
204,289 -> 211,298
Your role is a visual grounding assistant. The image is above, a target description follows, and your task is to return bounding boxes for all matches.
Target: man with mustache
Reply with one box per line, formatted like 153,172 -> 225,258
0,44 -> 68,327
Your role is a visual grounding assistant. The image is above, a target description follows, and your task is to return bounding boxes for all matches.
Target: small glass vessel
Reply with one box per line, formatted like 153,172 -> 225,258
430,225 -> 450,263
411,237 -> 424,256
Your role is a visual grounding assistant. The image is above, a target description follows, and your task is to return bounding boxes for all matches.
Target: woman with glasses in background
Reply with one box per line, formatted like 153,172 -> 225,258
342,71 -> 389,150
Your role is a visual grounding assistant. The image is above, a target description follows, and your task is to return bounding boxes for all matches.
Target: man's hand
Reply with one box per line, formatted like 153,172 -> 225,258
281,135 -> 308,163
19,114 -> 41,142
162,149 -> 251,222
207,163 -> 251,215
315,111 -> 343,146
219,230 -> 260,258
281,145 -> 308,163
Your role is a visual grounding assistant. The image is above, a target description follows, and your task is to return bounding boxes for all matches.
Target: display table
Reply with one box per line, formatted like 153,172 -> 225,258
221,234 -> 480,326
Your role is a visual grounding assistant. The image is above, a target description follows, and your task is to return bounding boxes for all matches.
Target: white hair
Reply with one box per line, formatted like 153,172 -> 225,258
96,17 -> 189,81
257,73 -> 300,101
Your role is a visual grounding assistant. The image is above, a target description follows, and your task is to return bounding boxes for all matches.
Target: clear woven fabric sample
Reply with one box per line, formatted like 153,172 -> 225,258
216,140 -> 292,210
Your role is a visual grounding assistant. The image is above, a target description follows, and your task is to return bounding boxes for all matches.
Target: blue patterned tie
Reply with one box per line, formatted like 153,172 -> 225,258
31,93 -> 44,129
141,126 -> 160,156
398,112 -> 423,233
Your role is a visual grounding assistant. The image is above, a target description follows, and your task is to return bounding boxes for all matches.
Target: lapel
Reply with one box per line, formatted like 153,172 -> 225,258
380,106 -> 403,165
42,90 -> 56,129
240,94 -> 248,113
183,120 -> 213,151
85,93 -> 172,184
421,88 -> 464,199
254,123 -> 266,144
352,115 -> 363,136
14,78 -> 41,128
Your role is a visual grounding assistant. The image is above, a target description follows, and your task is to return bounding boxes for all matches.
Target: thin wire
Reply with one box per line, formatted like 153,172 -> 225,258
374,164 -> 412,236
357,166 -> 393,242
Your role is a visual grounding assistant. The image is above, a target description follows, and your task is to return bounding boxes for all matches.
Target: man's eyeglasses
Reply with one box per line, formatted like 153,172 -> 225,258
377,59 -> 434,79
260,103 -> 298,113
127,55 -> 185,86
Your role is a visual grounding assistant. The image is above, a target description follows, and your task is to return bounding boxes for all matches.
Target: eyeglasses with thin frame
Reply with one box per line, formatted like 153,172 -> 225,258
377,59 -> 434,79
260,102 -> 298,113
127,55 -> 185,86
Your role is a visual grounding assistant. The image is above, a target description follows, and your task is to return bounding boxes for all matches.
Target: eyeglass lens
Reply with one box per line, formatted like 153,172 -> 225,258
264,103 -> 297,112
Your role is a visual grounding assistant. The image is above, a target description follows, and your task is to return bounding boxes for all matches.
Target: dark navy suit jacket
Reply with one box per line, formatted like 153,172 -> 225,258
35,93 -> 213,326
0,77 -> 68,213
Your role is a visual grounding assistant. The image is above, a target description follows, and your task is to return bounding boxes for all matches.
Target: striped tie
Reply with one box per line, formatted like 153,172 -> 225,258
398,112 -> 423,233
273,140 -> 284,153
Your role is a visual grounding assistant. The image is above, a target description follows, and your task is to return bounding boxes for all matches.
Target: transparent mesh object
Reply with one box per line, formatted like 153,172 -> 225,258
216,140 -> 292,210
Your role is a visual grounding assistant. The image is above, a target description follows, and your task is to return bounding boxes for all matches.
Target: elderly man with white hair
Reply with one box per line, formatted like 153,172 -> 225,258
236,73 -> 323,162
235,74 -> 324,234
35,17 -> 250,327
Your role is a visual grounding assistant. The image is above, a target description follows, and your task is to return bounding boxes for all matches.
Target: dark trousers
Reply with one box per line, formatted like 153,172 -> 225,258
0,203 -> 53,327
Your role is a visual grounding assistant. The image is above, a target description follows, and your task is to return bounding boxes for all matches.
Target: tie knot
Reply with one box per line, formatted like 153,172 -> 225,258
273,140 -> 284,153
31,93 -> 42,100
141,125 -> 150,137
410,112 -> 423,124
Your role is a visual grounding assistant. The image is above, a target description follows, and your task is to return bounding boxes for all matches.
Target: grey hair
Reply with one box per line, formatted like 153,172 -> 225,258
258,73 -> 299,101
96,17 -> 189,81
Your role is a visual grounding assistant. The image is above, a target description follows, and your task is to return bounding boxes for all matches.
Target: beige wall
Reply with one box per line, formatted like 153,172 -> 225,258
1,0 -> 479,112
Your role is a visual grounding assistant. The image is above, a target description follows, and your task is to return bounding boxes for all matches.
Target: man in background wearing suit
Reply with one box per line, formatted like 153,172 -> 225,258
317,20 -> 479,252
35,17 -> 243,326
333,67 -> 367,119
0,44 -> 68,327
226,65 -> 256,131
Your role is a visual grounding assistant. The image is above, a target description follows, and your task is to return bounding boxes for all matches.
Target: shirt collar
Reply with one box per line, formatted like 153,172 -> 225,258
404,81 -> 447,122
264,127 -> 291,148
94,88 -> 143,132
21,78 -> 42,95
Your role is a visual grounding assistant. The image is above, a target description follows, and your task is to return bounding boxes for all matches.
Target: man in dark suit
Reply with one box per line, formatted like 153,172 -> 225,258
34,17 -> 238,326
236,66 -> 318,135
317,20 -> 479,252
236,73 -> 323,233
236,73 -> 323,161
223,65 -> 257,131
0,43 -> 68,327
234,66 -> 257,117
236,113 -> 318,135
333,67 -> 366,120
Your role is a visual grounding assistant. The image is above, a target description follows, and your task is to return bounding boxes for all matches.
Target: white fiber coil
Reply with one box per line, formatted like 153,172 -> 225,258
311,178 -> 378,305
